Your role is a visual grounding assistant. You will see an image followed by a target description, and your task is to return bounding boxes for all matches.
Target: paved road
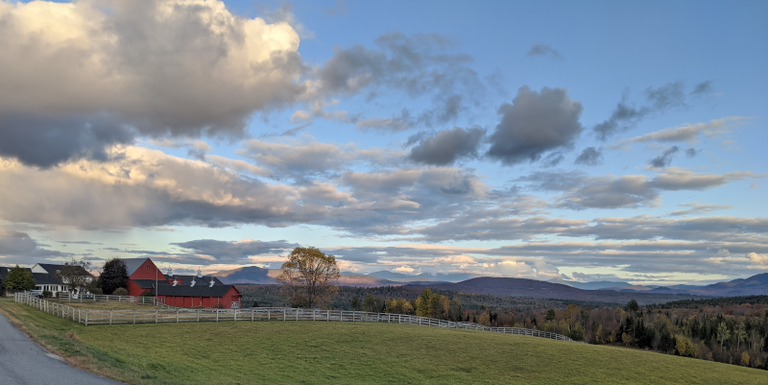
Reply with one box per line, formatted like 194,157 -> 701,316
0,312 -> 124,385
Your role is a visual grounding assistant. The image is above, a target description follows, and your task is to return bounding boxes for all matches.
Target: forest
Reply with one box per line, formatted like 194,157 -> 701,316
237,284 -> 768,370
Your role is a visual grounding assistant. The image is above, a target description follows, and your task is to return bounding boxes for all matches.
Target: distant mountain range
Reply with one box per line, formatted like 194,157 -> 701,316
216,266 -> 396,288
217,266 -> 768,301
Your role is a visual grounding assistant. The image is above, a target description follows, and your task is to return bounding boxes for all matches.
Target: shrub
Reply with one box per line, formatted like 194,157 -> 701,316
113,287 -> 129,296
43,290 -> 52,298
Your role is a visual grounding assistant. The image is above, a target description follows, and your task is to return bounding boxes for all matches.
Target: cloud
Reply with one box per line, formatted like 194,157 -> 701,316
574,147 -> 603,166
0,146 -> 319,229
649,146 -> 679,168
527,44 -> 563,60
748,252 -> 768,269
0,228 -> 72,264
487,86 -> 583,165
314,32 -> 485,131
670,202 -> 732,217
408,127 -> 485,165
593,98 -> 649,141
542,152 -> 565,167
239,139 -> 402,182
645,81 -> 687,110
171,239 -> 297,264
685,148 -> 699,157
0,0 -> 304,167
612,117 -> 751,147
518,168 -> 758,210
691,80 -> 714,96
594,81 -> 715,140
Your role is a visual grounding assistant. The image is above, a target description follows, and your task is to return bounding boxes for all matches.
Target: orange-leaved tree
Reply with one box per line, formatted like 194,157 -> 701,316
277,247 -> 339,308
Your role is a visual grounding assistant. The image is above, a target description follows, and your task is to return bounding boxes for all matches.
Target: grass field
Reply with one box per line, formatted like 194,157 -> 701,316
1,301 -> 766,385
60,301 -> 159,310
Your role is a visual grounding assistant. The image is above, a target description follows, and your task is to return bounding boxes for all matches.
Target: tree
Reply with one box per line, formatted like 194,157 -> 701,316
350,295 -> 362,311
277,247 -> 340,308
717,321 -> 731,351
100,258 -> 128,295
545,308 -> 556,322
54,258 -> 92,294
0,271 -> 4,295
113,287 -> 129,296
5,265 -> 35,292
624,299 -> 639,313
735,322 -> 747,351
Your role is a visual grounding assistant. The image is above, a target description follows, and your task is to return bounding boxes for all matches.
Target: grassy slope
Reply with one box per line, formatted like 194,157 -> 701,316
1,301 -> 766,385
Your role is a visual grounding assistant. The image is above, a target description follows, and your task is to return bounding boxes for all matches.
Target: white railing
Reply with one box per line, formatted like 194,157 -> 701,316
14,293 -> 574,342
57,292 -> 167,306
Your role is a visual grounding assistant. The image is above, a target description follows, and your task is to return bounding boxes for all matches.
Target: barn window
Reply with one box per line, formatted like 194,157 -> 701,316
147,263 -> 150,269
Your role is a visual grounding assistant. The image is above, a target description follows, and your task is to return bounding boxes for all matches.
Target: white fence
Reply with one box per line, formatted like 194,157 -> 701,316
58,292 -> 167,306
15,293 -> 574,342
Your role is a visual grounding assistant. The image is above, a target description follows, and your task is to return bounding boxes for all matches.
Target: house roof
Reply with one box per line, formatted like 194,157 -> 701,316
36,263 -> 91,277
32,272 -> 60,285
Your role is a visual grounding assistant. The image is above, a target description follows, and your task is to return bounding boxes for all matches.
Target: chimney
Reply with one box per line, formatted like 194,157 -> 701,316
209,278 -> 215,288
172,279 -> 178,287
190,278 -> 196,287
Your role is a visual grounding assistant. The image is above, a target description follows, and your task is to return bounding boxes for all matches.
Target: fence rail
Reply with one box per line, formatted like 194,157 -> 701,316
14,293 -> 574,342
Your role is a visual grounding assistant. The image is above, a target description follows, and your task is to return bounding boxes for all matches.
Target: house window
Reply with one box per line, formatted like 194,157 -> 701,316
147,264 -> 150,269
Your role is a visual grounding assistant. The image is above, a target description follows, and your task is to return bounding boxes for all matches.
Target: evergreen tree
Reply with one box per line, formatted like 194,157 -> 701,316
545,308 -> 556,322
5,265 -> 36,292
100,258 -> 128,295
350,295 -> 361,310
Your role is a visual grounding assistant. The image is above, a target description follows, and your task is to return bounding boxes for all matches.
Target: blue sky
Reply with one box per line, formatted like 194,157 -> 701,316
0,0 -> 766,285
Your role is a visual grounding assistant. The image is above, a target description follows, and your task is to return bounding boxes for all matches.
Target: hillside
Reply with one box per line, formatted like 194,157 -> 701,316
421,277 -> 702,305
1,301 -> 766,385
217,266 -> 396,287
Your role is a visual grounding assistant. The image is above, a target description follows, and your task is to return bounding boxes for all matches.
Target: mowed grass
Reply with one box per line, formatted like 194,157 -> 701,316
1,302 -> 766,385
62,301 -> 158,310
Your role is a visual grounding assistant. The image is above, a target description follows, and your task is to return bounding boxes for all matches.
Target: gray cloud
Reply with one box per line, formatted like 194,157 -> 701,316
0,229 -> 72,264
611,117 -> 751,148
527,44 -> 563,60
685,148 -> 699,157
645,81 -> 687,110
318,32 -> 485,131
593,98 -> 649,141
649,146 -> 680,168
487,86 -> 583,165
0,1 -> 304,167
594,81 -> 714,140
691,80 -> 714,96
0,114 -> 135,168
574,147 -> 603,166
542,152 -> 565,167
670,202 -> 732,217
518,168 -> 757,210
408,127 -> 485,165
172,239 -> 297,264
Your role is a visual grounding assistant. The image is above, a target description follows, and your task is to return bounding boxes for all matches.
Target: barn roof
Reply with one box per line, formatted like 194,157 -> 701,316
122,258 -> 151,277
139,275 -> 239,297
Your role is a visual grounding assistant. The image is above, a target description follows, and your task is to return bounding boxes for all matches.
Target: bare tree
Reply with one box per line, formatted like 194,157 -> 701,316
54,258 -> 93,294
277,247 -> 339,308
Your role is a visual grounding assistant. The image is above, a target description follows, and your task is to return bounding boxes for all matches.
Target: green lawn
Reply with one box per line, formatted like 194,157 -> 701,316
62,301 -> 158,310
1,301 -> 766,385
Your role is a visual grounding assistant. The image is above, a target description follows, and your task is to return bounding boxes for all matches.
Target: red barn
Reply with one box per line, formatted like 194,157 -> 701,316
123,258 -> 241,309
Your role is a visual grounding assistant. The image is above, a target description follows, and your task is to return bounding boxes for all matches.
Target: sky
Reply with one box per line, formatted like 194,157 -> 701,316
0,0 -> 766,285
